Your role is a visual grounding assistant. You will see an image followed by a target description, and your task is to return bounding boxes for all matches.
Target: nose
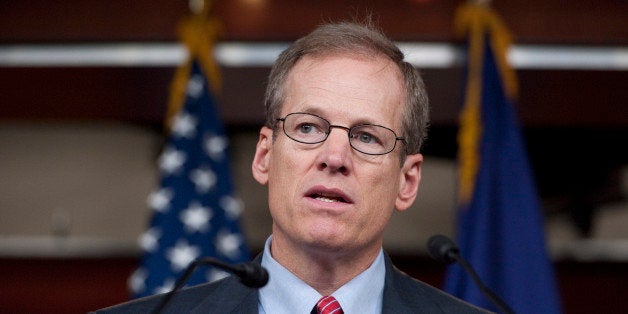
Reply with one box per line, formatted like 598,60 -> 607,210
316,127 -> 352,175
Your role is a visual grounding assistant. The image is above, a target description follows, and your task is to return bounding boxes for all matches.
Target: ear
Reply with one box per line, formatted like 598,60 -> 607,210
251,126 -> 273,185
395,153 -> 423,211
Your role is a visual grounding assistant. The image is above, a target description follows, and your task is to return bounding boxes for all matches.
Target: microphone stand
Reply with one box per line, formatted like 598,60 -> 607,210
451,254 -> 515,314
427,235 -> 515,314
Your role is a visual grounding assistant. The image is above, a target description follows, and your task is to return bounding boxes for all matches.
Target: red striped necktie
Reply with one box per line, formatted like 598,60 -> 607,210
312,295 -> 344,314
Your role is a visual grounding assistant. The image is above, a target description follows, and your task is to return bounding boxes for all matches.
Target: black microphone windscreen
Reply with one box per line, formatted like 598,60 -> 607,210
427,234 -> 459,265
235,262 -> 269,288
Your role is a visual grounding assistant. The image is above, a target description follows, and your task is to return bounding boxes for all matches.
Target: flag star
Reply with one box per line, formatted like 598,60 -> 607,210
139,227 -> 161,252
190,167 -> 217,193
128,268 -> 148,294
179,202 -> 213,233
147,188 -> 173,212
171,111 -> 198,139
166,240 -> 201,272
154,277 -> 176,295
220,195 -> 244,219
159,147 -> 186,175
204,134 -> 228,161
216,231 -> 243,259
187,75 -> 205,98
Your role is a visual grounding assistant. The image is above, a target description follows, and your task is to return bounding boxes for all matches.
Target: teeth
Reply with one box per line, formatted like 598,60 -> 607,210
315,196 -> 339,203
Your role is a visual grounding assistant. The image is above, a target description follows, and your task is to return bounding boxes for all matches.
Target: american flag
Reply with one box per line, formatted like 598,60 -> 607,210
128,60 -> 250,298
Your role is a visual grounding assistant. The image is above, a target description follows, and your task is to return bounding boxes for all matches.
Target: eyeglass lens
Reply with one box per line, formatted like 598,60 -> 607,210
280,112 -> 399,155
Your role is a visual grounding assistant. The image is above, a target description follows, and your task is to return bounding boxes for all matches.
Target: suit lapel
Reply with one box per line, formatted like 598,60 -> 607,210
381,253 -> 444,314
183,275 -> 258,314
189,255 -> 263,313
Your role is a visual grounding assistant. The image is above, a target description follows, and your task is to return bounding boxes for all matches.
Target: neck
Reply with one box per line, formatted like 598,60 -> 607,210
269,234 -> 381,295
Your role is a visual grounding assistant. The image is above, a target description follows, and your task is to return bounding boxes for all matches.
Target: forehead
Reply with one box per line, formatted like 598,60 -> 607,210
282,54 -> 405,128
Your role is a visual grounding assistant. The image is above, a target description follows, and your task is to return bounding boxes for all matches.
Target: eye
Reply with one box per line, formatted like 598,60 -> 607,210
289,116 -> 327,137
353,130 -> 382,145
357,132 -> 375,143
294,121 -> 327,136
297,123 -> 316,134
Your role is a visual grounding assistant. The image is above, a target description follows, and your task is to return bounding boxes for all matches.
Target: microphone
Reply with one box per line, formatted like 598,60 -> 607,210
427,235 -> 515,314
152,257 -> 269,314
427,234 -> 459,264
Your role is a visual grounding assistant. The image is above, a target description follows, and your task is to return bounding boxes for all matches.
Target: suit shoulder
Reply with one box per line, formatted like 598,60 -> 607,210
391,268 -> 490,313
91,276 -> 245,314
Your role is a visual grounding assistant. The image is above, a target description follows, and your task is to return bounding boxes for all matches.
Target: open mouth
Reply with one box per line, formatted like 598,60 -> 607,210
306,186 -> 353,204
310,193 -> 348,203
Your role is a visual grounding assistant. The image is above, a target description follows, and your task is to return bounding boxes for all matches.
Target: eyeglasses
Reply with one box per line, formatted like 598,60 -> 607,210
276,112 -> 405,155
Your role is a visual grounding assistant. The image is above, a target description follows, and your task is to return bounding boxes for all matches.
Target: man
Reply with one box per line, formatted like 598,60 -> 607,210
95,21 -> 488,313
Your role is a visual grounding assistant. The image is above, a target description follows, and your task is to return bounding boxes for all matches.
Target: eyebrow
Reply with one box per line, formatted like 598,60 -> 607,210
293,105 -> 383,127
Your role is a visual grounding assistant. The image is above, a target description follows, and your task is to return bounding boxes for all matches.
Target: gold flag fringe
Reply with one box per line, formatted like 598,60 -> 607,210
455,2 -> 519,204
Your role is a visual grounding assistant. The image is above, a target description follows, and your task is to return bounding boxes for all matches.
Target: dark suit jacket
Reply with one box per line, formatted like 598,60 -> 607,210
93,253 -> 490,313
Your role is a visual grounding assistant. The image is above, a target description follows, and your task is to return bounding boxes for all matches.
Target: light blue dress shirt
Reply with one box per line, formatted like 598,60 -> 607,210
258,236 -> 385,314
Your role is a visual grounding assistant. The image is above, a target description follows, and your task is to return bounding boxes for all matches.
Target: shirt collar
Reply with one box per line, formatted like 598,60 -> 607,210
333,249 -> 385,313
258,236 -> 385,314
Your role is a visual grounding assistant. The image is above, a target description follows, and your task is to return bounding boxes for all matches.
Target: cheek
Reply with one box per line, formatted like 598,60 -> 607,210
362,164 -> 401,198
266,143 -> 310,210
356,167 -> 401,218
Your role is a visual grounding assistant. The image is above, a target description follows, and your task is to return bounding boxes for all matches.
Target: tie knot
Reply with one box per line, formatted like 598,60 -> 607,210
314,296 -> 343,314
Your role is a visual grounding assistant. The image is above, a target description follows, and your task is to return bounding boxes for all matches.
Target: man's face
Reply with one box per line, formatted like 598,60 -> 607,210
252,54 -> 423,258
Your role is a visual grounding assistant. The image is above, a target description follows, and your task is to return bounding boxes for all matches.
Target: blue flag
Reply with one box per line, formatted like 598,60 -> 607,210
445,4 -> 562,313
128,60 -> 250,298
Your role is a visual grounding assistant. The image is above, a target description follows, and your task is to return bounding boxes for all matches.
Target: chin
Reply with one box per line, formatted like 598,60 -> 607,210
304,231 -> 355,252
